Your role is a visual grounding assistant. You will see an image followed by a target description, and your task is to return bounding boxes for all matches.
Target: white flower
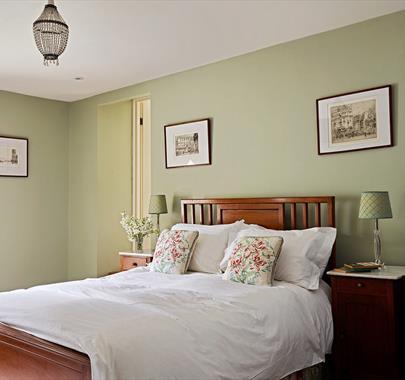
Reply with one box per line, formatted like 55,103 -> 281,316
120,212 -> 159,243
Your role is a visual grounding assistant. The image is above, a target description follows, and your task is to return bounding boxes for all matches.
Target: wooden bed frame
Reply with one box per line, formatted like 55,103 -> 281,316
0,196 -> 335,380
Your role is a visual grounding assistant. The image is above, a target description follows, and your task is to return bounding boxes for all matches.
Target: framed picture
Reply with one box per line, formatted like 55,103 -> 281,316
164,118 -> 211,168
0,136 -> 28,177
316,85 -> 392,155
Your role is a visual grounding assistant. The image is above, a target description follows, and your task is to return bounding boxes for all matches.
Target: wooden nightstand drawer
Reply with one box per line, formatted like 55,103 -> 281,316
334,276 -> 388,296
119,251 -> 153,271
121,256 -> 148,270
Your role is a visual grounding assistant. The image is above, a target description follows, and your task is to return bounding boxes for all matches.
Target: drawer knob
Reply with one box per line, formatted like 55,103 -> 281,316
133,262 -> 138,267
357,282 -> 364,288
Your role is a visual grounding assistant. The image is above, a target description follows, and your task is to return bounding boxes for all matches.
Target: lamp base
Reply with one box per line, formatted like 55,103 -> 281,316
374,219 -> 384,270
375,261 -> 385,270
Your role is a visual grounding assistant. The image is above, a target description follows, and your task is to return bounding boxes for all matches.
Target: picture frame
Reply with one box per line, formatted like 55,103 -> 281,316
316,85 -> 392,155
0,136 -> 28,177
164,118 -> 211,168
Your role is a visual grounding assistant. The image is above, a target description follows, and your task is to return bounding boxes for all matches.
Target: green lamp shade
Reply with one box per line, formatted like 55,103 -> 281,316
359,191 -> 392,219
149,194 -> 168,214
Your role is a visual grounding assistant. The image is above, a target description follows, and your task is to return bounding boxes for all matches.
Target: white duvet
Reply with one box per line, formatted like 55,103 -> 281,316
0,268 -> 333,380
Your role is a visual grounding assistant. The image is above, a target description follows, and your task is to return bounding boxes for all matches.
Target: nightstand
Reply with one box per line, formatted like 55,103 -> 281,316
327,266 -> 405,380
119,251 -> 153,271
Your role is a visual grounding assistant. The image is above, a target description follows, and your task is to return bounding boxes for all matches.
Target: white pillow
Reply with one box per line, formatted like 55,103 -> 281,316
171,221 -> 246,273
220,226 -> 336,290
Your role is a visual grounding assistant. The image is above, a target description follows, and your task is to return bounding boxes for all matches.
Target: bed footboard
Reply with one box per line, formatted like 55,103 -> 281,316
0,323 -> 91,380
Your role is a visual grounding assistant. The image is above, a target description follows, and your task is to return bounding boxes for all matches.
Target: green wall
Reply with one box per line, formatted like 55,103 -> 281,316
97,101 -> 132,275
68,11 -> 405,278
67,100 -> 98,279
0,91 -> 68,291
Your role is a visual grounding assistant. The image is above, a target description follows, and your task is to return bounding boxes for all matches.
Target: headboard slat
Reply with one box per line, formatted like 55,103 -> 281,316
314,203 -> 321,227
302,203 -> 309,229
208,204 -> 213,225
199,204 -> 204,225
191,204 -> 196,224
291,204 -> 297,229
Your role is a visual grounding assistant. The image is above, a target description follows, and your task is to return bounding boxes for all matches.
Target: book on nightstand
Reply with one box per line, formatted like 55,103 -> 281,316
334,262 -> 381,273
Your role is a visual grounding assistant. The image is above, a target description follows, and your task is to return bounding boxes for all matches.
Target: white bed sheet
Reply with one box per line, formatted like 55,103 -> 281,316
0,268 -> 333,380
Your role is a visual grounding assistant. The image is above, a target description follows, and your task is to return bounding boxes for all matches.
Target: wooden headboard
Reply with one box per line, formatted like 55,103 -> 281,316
181,196 -> 336,271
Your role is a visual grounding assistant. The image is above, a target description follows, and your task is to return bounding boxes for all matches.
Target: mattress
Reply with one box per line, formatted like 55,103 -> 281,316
0,268 -> 333,380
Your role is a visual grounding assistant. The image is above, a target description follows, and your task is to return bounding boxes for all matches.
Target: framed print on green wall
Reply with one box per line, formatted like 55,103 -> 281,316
164,118 -> 211,168
0,136 -> 28,177
316,85 -> 392,155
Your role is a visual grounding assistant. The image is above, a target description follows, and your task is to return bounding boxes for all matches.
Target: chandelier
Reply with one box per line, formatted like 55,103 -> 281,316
33,0 -> 69,66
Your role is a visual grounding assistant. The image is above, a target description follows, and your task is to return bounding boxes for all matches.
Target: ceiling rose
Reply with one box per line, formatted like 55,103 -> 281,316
33,0 -> 69,66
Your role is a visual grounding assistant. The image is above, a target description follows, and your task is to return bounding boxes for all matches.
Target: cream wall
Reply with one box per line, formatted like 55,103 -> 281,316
0,91 -> 68,291
67,11 -> 405,278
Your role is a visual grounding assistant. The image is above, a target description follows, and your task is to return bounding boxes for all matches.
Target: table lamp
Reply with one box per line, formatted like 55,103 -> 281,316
359,191 -> 392,267
149,194 -> 168,232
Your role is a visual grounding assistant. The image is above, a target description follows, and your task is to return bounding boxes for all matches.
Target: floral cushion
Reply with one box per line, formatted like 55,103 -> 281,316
150,229 -> 199,274
223,236 -> 283,286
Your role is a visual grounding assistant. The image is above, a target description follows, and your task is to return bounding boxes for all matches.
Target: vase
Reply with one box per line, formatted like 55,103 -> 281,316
134,237 -> 144,253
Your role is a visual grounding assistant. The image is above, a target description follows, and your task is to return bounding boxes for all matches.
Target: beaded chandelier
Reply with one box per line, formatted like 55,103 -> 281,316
33,0 -> 69,66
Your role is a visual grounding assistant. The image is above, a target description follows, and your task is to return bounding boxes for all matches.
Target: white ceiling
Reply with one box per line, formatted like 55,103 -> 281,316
1,0 -> 404,102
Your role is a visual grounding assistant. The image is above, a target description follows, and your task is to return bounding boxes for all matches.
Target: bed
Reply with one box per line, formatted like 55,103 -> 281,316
0,196 -> 336,380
